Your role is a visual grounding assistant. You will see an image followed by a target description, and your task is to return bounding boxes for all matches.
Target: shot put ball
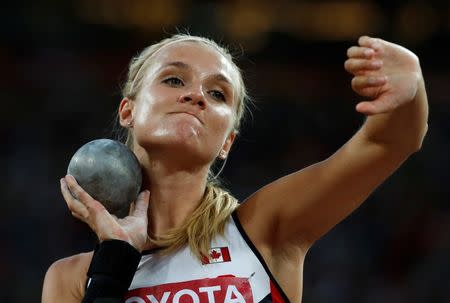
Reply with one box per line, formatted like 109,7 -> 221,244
67,139 -> 142,217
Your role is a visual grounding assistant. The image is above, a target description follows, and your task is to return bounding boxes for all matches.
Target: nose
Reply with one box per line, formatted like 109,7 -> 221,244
179,91 -> 206,109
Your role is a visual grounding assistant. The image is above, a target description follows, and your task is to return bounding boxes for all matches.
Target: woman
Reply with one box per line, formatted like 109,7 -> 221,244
42,34 -> 428,303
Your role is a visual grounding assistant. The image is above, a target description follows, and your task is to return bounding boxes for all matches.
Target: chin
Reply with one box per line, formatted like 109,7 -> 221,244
162,118 -> 204,141
160,123 -> 201,144
136,120 -> 214,163
145,126 -> 203,152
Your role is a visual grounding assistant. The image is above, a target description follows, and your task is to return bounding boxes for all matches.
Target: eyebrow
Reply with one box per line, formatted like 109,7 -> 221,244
158,61 -> 233,86
211,74 -> 232,87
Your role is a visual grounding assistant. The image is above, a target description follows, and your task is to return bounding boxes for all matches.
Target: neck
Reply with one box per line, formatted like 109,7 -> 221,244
135,148 -> 209,240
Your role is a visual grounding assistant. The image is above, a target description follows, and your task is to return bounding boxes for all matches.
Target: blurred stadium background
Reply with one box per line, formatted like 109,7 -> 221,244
1,0 -> 449,302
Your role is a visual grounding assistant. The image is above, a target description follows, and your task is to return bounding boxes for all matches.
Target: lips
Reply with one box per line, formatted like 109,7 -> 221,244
170,111 -> 203,124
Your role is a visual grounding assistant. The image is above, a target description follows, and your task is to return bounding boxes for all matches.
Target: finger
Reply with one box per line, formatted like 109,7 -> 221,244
356,96 -> 395,115
355,101 -> 378,115
352,76 -> 386,89
344,58 -> 382,74
64,175 -> 92,203
351,76 -> 386,98
132,190 -> 150,218
358,36 -> 383,51
128,202 -> 136,216
64,175 -> 108,226
64,175 -> 105,214
71,211 -> 85,221
347,46 -> 375,59
60,178 -> 89,219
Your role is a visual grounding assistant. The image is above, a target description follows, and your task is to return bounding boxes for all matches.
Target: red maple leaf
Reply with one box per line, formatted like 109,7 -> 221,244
210,249 -> 222,260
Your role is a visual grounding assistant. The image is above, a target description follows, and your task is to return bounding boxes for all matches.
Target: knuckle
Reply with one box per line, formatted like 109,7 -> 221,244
67,183 -> 79,195
90,202 -> 105,213
366,61 -> 376,69
69,190 -> 78,200
76,190 -> 86,200
362,87 -> 375,97
82,211 -> 90,220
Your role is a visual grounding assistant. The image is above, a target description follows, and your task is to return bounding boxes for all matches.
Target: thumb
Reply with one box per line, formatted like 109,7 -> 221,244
132,190 -> 150,218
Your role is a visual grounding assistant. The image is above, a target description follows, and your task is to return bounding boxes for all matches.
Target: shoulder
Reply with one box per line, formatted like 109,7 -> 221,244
42,251 -> 93,303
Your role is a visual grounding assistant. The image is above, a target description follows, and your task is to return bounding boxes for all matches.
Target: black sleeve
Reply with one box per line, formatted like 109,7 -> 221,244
82,240 -> 141,303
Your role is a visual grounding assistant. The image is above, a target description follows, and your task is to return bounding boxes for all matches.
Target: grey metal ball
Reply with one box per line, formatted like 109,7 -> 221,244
67,139 -> 142,217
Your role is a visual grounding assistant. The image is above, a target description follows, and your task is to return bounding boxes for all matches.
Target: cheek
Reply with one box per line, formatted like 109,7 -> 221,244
210,106 -> 235,136
132,95 -> 164,143
133,89 -> 162,125
134,102 -> 152,125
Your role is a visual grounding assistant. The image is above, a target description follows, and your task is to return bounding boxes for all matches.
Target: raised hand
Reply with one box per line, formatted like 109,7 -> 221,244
60,175 -> 150,252
344,36 -> 422,115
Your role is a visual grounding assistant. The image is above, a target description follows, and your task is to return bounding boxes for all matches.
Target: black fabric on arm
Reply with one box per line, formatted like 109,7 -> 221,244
83,276 -> 128,303
82,240 -> 141,303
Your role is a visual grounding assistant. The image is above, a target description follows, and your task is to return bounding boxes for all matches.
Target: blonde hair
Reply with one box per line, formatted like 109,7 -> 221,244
118,34 -> 250,260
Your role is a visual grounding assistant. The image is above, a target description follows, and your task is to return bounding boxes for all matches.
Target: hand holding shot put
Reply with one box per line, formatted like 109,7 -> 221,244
60,175 -> 150,252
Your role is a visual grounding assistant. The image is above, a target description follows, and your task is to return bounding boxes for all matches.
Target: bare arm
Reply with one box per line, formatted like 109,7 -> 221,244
238,36 -> 428,252
42,253 -> 92,303
43,179 -> 150,303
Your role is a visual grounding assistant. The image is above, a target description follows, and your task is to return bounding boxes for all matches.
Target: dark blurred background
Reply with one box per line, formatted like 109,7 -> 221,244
1,0 -> 449,302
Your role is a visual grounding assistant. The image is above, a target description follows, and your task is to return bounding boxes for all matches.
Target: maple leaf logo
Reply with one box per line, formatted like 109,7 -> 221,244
210,249 -> 222,260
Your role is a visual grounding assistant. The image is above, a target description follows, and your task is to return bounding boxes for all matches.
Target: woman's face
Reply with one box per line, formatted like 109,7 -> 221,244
123,41 -> 238,165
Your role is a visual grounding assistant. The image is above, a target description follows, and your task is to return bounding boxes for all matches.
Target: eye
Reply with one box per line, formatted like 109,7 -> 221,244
162,77 -> 184,87
209,90 -> 226,102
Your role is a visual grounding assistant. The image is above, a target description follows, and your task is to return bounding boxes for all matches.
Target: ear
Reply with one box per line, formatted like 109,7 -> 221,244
219,130 -> 237,159
118,98 -> 135,127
